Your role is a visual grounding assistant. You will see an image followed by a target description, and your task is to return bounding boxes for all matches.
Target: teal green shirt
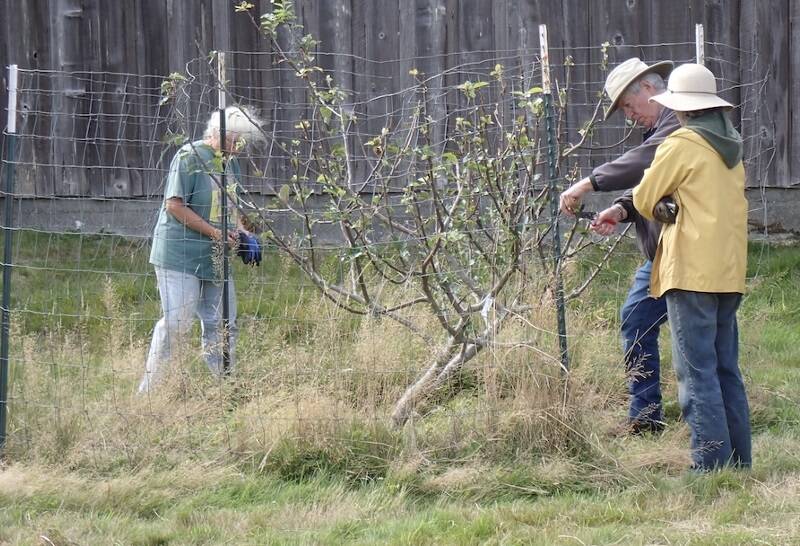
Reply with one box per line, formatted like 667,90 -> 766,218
149,141 -> 241,280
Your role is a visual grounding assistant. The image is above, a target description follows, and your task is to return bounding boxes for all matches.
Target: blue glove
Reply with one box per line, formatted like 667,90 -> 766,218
237,230 -> 262,266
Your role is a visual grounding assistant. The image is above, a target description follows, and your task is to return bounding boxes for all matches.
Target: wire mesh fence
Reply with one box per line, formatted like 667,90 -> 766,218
0,34 -> 778,473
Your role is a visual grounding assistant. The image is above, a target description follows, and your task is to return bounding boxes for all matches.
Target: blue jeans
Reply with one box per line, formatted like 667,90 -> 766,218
666,290 -> 751,470
621,261 -> 668,424
138,267 -> 237,393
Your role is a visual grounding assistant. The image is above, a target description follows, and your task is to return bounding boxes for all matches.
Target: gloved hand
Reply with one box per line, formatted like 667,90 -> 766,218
237,230 -> 262,266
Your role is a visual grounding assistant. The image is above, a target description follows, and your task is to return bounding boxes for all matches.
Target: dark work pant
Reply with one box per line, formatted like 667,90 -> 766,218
620,261 -> 669,424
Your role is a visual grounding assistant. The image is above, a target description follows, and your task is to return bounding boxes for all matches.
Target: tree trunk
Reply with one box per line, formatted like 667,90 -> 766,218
391,338 -> 482,426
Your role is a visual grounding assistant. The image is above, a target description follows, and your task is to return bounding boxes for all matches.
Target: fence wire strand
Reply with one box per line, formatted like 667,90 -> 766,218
0,39 -> 788,475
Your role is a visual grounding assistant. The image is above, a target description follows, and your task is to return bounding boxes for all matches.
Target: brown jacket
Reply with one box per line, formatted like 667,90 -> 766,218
590,107 -> 681,261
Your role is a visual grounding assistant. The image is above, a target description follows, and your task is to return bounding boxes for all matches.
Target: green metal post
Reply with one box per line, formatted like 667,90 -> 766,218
1,64 -> 19,452
539,26 -> 569,372
218,52 -> 231,374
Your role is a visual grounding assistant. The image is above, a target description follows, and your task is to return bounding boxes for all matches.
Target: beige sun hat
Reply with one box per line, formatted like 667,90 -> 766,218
649,63 -> 733,112
604,57 -> 674,119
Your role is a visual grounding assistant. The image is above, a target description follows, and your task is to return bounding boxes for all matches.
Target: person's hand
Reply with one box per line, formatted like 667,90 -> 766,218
237,230 -> 262,266
590,205 -> 626,236
212,228 -> 238,246
559,178 -> 593,216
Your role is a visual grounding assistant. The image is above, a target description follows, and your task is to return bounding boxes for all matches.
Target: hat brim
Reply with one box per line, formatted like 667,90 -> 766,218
649,91 -> 733,112
604,60 -> 674,120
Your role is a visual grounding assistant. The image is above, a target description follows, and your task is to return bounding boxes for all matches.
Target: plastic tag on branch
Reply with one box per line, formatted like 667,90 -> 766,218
480,295 -> 495,328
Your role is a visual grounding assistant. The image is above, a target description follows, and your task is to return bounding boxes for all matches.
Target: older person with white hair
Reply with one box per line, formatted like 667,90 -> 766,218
631,64 -> 751,471
138,106 -> 265,393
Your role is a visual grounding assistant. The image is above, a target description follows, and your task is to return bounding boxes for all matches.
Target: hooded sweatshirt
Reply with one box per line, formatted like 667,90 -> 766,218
615,110 -> 743,260
631,110 -> 747,297
685,110 -> 743,168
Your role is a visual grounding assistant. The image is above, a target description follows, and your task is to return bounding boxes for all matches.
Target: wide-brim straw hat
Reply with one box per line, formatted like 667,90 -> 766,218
649,63 -> 733,112
604,57 -> 674,119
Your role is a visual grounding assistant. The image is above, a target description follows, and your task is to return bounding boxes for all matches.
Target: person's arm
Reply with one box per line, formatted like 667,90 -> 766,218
166,198 -> 236,244
165,152 -> 236,243
560,110 -> 680,216
632,136 -> 687,221
612,189 -> 639,224
590,110 -> 680,192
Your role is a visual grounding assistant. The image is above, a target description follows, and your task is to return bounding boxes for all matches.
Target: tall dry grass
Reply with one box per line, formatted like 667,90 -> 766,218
3,266 -> 690,493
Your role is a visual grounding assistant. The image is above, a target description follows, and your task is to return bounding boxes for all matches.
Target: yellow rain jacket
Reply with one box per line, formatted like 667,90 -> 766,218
632,127 -> 747,298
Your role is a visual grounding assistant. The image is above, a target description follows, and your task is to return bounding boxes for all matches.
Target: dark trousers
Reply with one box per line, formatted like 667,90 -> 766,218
621,261 -> 669,423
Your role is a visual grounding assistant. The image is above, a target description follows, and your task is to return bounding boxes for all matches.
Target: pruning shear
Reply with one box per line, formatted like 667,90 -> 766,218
574,205 -> 597,223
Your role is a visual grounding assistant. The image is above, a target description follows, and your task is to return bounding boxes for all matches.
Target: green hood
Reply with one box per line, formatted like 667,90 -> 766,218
685,110 -> 743,169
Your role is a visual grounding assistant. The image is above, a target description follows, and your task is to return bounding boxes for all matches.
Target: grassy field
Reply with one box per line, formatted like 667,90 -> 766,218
0,231 -> 798,545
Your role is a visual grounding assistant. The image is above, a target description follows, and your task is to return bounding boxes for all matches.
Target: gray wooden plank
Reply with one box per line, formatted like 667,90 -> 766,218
453,0 -> 495,150
581,0 -> 645,173
225,1 -> 271,194
362,0 -> 401,190
317,0 -> 359,193
701,0 -> 741,111
791,0 -> 800,185
49,0 -> 90,197
84,0 -> 145,198
319,0 -> 354,92
415,0 -> 448,165
442,0 -> 459,141
561,0 -> 603,178
637,0 -> 698,65
254,1 -> 281,195
349,0 -> 370,188
269,0 -> 311,193
492,0 -> 510,57
139,0 -> 171,198
364,0 -> 400,131
0,0 -> 794,197
212,0 -> 232,56
739,0 -> 790,187
2,0 -> 53,197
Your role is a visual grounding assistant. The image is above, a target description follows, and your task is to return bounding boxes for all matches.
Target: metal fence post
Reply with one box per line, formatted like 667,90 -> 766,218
218,52 -> 232,375
1,64 -> 19,452
695,24 -> 705,65
538,26 -> 569,372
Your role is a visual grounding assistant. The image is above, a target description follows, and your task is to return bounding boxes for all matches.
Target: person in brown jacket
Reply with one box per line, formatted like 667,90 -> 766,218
559,58 -> 680,434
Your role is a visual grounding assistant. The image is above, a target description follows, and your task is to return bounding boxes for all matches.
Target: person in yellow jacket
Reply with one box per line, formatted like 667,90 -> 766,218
631,63 -> 751,470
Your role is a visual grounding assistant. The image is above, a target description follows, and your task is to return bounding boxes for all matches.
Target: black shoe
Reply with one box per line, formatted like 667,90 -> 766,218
608,418 -> 665,438
628,419 -> 665,436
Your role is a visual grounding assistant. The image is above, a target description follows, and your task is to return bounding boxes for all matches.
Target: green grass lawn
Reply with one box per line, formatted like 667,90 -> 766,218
0,231 -> 798,545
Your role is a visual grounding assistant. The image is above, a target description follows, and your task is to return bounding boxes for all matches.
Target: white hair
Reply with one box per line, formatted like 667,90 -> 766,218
625,72 -> 667,96
204,106 -> 265,145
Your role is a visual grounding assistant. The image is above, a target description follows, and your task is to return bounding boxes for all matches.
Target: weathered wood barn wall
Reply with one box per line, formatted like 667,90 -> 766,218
0,0 -> 795,199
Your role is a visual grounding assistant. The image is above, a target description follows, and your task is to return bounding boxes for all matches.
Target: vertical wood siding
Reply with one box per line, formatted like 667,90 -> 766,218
0,0 -> 794,196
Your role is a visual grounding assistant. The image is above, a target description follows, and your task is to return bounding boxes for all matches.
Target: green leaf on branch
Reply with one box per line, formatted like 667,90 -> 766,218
457,80 -> 489,101
159,72 -> 187,105
320,106 -> 333,125
490,64 -> 504,81
260,0 -> 296,36
162,131 -> 187,146
278,185 -> 291,204
441,152 -> 458,165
